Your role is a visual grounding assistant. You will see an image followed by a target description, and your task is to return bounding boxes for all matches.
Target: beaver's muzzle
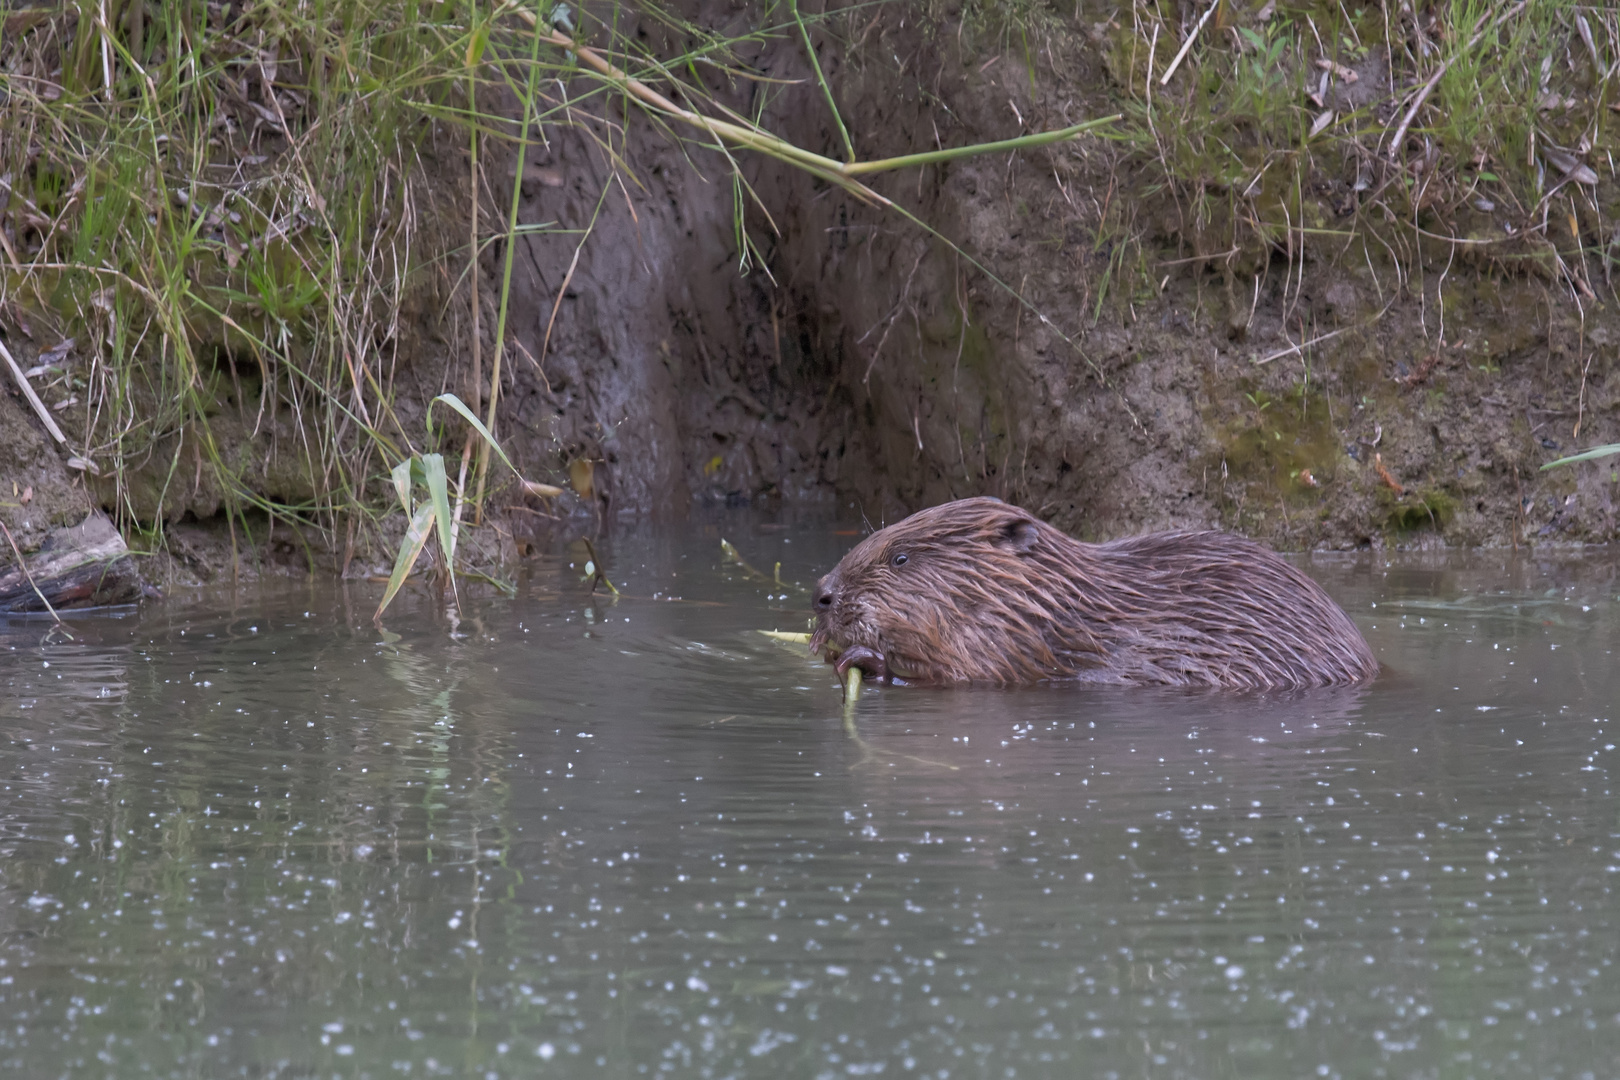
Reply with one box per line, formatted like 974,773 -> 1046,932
811,570 -> 891,680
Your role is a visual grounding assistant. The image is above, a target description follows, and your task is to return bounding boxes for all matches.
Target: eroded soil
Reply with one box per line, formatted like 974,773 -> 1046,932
4,0 -> 1618,591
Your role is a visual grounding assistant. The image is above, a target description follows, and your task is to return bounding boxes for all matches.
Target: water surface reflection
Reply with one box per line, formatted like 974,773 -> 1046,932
1,520 -> 1617,1078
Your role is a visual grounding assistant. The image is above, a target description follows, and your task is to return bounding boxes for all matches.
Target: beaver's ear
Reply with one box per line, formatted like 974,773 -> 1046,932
996,518 -> 1039,554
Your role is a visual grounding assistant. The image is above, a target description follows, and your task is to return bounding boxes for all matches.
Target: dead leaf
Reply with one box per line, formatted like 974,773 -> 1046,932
1309,110 -> 1336,139
521,479 -> 564,498
244,100 -> 284,131
520,164 -> 566,194
569,458 -> 594,499
1373,453 -> 1405,495
1544,148 -> 1598,186
39,338 -> 74,365
1314,58 -> 1358,83
1,303 -> 34,339
3,9 -> 52,35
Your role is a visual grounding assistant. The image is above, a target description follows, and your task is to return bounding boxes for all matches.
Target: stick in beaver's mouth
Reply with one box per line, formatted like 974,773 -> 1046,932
809,627 -> 890,682
843,665 -> 863,706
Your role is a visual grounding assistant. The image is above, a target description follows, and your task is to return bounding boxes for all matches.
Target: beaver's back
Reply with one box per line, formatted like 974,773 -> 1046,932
1082,530 -> 1378,688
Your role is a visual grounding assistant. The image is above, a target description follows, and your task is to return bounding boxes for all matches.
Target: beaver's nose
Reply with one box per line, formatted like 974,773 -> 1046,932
813,575 -> 838,611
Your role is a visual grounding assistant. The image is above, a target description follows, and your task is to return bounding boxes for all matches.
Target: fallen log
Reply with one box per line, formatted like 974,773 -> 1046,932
0,511 -> 144,613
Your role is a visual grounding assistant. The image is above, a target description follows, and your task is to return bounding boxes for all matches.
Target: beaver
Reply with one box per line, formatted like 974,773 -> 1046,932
809,497 -> 1377,690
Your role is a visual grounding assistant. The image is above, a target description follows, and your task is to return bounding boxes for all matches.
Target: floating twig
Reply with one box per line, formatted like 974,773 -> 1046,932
758,630 -> 812,644
581,537 -> 618,596
720,538 -> 769,580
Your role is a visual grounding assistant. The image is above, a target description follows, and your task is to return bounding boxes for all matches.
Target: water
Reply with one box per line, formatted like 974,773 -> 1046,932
2,515 -> 1619,1079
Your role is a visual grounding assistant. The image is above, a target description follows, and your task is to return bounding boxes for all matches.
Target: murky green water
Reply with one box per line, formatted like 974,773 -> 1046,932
3,515 -> 1619,1079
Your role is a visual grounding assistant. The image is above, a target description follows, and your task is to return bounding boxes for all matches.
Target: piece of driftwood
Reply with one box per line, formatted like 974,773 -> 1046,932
0,512 -> 143,613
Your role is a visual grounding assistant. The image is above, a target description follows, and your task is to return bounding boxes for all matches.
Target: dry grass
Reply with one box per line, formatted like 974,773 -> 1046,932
1105,0 -> 1616,317
1,1 -> 1119,590
2,3 -> 1122,557
2,1 -> 506,554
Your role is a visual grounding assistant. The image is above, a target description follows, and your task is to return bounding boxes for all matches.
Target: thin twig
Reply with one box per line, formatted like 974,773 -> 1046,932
508,19 -> 1116,191
465,49 -> 483,521
1387,2 -> 1527,160
476,5 -> 551,515
0,337 -> 68,444
1160,2 -> 1220,86
539,178 -> 613,371
1253,299 -> 1396,365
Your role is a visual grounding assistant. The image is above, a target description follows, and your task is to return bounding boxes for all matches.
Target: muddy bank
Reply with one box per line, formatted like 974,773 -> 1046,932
481,1 -> 1620,552
5,0 -> 1620,598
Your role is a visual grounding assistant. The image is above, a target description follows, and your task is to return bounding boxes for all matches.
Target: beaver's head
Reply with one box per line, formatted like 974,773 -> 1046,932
809,497 -> 1096,684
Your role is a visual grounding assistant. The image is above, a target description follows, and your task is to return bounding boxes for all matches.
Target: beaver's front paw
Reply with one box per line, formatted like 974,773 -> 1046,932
834,645 -> 888,682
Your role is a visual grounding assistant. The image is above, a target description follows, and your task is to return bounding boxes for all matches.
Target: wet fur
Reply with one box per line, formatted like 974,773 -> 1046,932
810,498 -> 1378,690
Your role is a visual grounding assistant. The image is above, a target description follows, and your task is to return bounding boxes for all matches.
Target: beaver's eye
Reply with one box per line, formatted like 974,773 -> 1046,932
891,552 -> 908,566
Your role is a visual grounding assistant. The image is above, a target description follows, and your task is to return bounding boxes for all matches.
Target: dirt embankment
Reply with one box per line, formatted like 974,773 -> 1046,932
487,1 -> 1620,553
5,1 -> 1619,597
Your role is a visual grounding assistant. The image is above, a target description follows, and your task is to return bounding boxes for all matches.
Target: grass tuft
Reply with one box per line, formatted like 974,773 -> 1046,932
1109,0 -> 1612,309
3,0 -> 1111,586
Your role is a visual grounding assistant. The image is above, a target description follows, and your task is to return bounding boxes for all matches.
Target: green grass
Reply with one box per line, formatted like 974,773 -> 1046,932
1109,0 -> 1613,303
9,0 -> 1606,572
0,2 -> 839,554
4,0 -> 513,553
3,0 -> 1113,586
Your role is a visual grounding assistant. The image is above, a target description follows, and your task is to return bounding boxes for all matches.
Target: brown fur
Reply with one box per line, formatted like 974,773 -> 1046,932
809,497 -> 1378,690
